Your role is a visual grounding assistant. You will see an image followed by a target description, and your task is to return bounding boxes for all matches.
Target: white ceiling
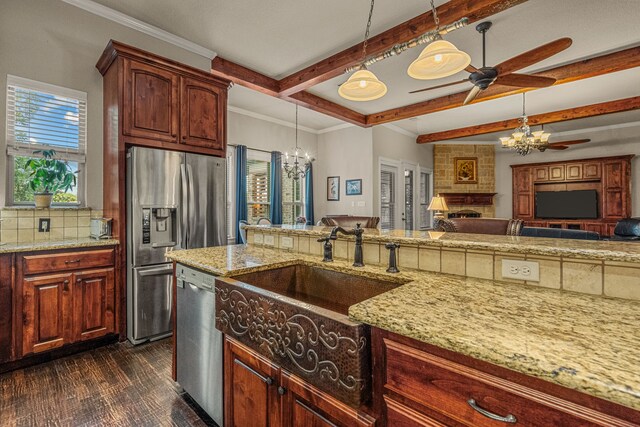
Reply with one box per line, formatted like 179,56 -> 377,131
87,0 -> 640,134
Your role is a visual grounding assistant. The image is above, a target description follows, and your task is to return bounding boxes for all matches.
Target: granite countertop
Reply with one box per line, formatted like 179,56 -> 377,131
167,244 -> 640,411
0,238 -> 119,254
243,224 -> 640,262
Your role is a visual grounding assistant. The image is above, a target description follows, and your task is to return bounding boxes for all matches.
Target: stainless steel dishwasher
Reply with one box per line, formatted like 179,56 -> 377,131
176,264 -> 223,426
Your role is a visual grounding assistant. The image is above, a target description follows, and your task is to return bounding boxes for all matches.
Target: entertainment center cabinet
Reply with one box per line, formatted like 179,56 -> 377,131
511,155 -> 633,236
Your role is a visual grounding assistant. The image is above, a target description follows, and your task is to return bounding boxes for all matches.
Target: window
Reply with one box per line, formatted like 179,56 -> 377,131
246,152 -> 271,223
380,166 -> 396,230
282,174 -> 305,224
419,169 -> 433,230
6,75 -> 86,205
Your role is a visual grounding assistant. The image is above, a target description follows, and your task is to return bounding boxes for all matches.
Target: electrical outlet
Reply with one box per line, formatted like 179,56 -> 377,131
264,234 -> 275,246
501,259 -> 539,282
254,233 -> 264,244
281,236 -> 294,249
38,218 -> 51,232
357,201 -> 366,207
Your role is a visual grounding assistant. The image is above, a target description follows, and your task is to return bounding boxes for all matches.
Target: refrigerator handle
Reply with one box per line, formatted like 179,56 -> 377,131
180,164 -> 189,249
187,163 -> 197,243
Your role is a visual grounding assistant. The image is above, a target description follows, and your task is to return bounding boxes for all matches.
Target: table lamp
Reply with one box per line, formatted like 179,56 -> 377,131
427,194 -> 449,221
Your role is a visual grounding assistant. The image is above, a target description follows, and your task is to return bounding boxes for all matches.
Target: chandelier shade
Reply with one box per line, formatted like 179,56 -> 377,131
407,39 -> 471,80
338,68 -> 388,101
500,94 -> 552,156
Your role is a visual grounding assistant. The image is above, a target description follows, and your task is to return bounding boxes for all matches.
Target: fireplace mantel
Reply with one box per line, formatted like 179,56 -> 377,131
440,193 -> 497,206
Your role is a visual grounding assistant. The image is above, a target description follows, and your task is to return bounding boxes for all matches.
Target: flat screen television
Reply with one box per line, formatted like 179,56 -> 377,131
535,190 -> 598,219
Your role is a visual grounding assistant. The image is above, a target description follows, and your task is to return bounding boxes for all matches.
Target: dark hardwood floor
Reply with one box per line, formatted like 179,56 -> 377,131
0,339 -> 215,427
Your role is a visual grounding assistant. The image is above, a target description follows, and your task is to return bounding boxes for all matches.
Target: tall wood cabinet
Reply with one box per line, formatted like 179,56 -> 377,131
96,41 -> 230,335
511,155 -> 633,235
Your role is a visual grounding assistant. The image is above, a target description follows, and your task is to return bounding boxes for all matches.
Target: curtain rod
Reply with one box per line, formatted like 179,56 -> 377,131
227,144 -> 275,155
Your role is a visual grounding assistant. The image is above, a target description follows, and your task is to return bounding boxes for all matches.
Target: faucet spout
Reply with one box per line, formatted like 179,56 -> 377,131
329,223 -> 365,267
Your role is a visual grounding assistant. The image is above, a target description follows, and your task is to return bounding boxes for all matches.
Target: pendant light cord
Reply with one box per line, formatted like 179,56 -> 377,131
295,104 -> 299,151
361,0 -> 376,63
522,93 -> 526,116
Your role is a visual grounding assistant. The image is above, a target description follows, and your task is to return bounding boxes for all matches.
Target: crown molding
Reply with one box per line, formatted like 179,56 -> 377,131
228,105 -> 320,135
316,123 -> 354,134
61,0 -> 216,59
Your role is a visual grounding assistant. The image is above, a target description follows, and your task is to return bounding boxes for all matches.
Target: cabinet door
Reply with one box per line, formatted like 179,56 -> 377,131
180,76 -> 226,152
565,163 -> 583,181
73,268 -> 115,342
583,223 -> 603,235
281,370 -> 376,427
512,167 -> 533,219
123,58 -> 179,143
548,165 -> 565,181
385,396 -> 448,427
22,273 -> 73,355
583,162 -> 601,179
224,337 -> 281,427
602,161 -> 627,219
532,166 -> 548,182
0,254 -> 13,363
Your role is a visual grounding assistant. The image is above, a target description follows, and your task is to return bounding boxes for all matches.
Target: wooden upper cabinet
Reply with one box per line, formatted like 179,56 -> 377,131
548,164 -> 565,181
123,58 -> 179,143
532,166 -> 549,182
602,160 -> 628,219
22,273 -> 73,355
73,268 -> 115,342
565,163 -> 583,181
180,77 -> 226,152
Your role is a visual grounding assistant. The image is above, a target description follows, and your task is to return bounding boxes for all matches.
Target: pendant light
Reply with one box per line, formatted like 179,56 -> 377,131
338,0 -> 387,102
407,0 -> 471,80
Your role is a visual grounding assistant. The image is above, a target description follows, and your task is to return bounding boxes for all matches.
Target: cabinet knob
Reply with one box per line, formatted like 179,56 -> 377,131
265,377 -> 274,386
77,278 -> 82,283
277,386 -> 286,395
63,280 -> 69,284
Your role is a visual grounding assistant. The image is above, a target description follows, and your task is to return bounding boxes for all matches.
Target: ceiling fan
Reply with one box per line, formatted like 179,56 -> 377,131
542,138 -> 591,151
409,21 -> 573,105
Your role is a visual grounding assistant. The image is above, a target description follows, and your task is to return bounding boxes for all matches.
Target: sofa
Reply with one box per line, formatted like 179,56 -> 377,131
434,218 -> 524,236
521,227 -> 600,240
610,218 -> 640,241
320,216 -> 380,229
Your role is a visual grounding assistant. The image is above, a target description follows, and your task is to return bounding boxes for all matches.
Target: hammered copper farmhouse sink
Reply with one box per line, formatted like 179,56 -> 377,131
214,263 -> 402,407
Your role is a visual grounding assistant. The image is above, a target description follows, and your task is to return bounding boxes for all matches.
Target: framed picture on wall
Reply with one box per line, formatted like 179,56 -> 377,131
454,157 -> 478,184
345,179 -> 362,196
327,176 -> 340,201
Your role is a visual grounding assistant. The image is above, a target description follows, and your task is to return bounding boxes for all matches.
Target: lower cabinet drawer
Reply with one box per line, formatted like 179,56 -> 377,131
22,249 -> 115,275
385,396 -> 449,427
383,339 -> 629,427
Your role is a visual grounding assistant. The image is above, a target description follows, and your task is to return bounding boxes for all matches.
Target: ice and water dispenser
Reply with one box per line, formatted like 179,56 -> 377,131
141,207 -> 177,248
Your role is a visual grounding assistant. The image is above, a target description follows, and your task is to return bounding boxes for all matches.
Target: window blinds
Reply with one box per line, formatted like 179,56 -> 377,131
380,169 -> 395,230
6,75 -> 87,162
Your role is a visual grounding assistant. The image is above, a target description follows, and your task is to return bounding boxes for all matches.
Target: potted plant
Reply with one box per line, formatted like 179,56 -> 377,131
25,149 -> 78,208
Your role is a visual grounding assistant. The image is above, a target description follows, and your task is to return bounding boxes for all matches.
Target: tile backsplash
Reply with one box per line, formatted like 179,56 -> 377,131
0,208 -> 103,243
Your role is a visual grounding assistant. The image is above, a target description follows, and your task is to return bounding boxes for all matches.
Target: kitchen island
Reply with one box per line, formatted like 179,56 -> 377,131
167,242 -> 640,424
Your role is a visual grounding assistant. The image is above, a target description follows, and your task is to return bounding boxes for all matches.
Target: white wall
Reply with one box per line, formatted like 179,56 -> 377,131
495,137 -> 640,218
0,0 -> 213,208
228,111 -> 317,155
314,127 -> 374,220
372,126 -> 433,215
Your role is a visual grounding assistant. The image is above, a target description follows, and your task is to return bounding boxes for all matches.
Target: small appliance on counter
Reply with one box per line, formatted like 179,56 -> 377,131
90,218 -> 112,239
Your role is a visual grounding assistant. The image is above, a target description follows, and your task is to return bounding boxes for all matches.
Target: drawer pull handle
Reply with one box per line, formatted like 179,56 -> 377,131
467,399 -> 517,424
64,259 -> 81,264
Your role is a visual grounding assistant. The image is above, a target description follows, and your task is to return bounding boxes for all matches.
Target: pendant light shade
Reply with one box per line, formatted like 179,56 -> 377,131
338,68 -> 387,101
407,39 -> 471,80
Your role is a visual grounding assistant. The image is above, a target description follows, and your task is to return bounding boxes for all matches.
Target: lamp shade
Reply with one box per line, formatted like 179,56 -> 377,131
407,40 -> 471,80
427,195 -> 449,211
338,69 -> 387,101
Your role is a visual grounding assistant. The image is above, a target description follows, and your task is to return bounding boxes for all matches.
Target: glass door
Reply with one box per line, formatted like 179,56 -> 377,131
380,164 -> 399,230
419,168 -> 433,230
401,162 -> 418,231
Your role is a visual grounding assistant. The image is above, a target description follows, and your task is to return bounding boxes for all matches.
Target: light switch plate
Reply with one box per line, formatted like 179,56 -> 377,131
501,259 -> 540,282
254,233 -> 264,244
264,234 -> 275,246
281,236 -> 294,249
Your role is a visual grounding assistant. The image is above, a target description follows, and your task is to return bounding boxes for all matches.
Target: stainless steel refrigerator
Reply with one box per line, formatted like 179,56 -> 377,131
126,146 -> 226,345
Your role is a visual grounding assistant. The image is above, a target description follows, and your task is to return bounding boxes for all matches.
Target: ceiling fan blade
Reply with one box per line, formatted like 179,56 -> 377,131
465,64 -> 481,73
463,85 -> 482,105
495,38 -> 573,75
409,79 -> 469,94
494,73 -> 556,88
548,138 -> 590,147
547,145 -> 569,150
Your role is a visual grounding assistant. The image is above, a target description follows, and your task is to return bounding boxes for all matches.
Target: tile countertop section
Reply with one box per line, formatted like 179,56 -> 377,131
243,224 -> 640,262
0,238 -> 119,254
167,244 -> 640,411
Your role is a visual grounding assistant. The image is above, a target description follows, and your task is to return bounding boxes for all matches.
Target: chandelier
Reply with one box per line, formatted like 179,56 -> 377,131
283,105 -> 310,180
500,94 -> 551,156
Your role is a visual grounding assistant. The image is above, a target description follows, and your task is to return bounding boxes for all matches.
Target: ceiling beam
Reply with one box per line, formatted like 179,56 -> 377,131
211,56 -> 280,96
277,0 -> 528,97
416,96 -> 640,143
286,92 -> 367,126
367,45 -> 640,126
